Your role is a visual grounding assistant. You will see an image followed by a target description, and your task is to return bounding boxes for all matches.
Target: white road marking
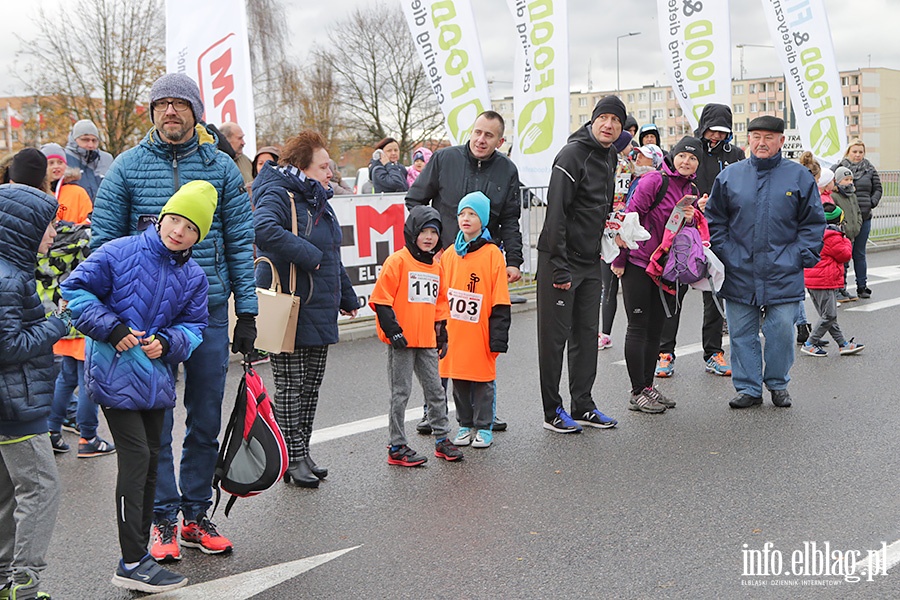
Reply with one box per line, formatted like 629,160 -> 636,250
311,406 -> 454,445
850,539 -> 900,576
612,339 -> 731,366
144,546 -> 360,599
845,297 -> 900,312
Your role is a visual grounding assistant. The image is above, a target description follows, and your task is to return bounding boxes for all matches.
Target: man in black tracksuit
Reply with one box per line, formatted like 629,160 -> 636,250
656,103 -> 746,378
406,110 -> 523,432
537,96 -> 625,433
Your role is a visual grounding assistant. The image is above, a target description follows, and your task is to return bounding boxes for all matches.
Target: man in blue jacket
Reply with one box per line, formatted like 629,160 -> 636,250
91,73 -> 258,560
65,119 -> 114,200
706,116 -> 825,409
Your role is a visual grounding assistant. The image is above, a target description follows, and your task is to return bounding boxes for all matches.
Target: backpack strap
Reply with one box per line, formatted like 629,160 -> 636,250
647,173 -> 670,214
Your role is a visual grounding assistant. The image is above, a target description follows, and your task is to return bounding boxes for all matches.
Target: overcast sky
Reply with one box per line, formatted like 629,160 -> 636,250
2,0 -> 897,98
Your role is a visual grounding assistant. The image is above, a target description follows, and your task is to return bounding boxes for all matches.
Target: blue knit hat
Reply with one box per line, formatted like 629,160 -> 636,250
150,73 -> 205,122
458,191 -> 490,229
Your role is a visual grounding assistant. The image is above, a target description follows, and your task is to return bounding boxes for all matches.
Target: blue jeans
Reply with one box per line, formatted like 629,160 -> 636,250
154,303 -> 229,523
852,218 -> 872,290
47,356 -> 99,439
725,301 -> 795,398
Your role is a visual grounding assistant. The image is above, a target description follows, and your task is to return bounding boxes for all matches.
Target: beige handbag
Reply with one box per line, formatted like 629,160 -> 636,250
254,193 -> 301,354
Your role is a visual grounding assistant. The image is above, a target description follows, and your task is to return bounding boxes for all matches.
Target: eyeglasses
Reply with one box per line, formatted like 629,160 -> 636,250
151,99 -> 191,113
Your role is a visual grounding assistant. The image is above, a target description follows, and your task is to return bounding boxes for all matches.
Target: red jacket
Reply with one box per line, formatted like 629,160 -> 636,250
804,227 -> 851,289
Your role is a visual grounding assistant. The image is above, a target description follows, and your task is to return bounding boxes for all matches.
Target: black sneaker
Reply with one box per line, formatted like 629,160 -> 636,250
434,438 -> 464,461
491,416 -> 508,432
771,389 -> 792,407
49,432 -> 69,454
61,417 -> 80,434
729,394 -> 763,409
415,416 -> 432,435
111,554 -> 187,593
857,287 -> 872,299
387,445 -> 428,467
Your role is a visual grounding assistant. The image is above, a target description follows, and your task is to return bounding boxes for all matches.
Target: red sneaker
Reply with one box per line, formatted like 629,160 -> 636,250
150,520 -> 181,562
180,516 -> 233,554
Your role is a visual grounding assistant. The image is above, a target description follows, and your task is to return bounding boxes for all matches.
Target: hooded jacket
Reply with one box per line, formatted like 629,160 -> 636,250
0,184 -> 68,436
61,227 -> 209,411
90,124 -> 257,315
804,226 -> 852,289
832,186 -> 862,240
638,123 -> 661,147
406,143 -> 523,269
253,163 -> 359,348
837,157 -> 882,221
537,123 -> 616,284
406,147 -> 433,188
693,104 -> 746,196
706,151 -> 825,306
65,134 -> 114,201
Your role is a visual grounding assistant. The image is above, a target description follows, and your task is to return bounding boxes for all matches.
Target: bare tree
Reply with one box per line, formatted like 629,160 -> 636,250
16,0 -> 164,155
315,1 -> 444,157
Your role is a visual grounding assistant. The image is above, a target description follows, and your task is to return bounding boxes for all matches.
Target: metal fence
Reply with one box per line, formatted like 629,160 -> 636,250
517,170 -> 900,276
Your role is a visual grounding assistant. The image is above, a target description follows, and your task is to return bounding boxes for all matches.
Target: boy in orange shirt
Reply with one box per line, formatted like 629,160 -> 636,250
440,192 -> 511,449
369,206 -> 464,466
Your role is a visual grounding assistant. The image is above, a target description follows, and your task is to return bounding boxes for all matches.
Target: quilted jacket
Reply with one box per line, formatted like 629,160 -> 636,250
90,124 -> 257,315
61,227 -> 209,411
804,227 -> 852,290
0,184 -> 68,436
253,164 -> 359,348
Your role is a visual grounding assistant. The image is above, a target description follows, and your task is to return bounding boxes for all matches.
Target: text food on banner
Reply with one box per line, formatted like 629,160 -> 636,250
505,0 -> 570,189
759,0 -> 846,165
166,0 -> 257,158
657,0 -> 732,131
402,0 -> 492,145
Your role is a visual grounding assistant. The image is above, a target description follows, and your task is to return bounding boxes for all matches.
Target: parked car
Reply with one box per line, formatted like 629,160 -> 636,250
354,167 -> 373,194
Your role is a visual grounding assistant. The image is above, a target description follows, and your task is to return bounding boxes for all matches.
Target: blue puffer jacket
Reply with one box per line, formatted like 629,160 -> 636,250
253,164 -> 359,347
65,134 -> 114,201
706,152 -> 825,306
0,184 -> 68,437
61,228 -> 208,411
90,125 -> 257,314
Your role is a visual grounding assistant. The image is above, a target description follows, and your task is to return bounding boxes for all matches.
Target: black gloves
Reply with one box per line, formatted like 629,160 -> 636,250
389,332 -> 408,350
435,320 -> 448,359
232,313 -> 257,355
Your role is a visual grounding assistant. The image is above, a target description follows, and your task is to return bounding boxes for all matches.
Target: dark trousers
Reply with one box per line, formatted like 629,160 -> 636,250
658,287 -> 725,361
536,251 -> 603,422
600,260 -> 619,335
622,263 -> 670,394
103,407 -> 165,563
451,380 -> 494,430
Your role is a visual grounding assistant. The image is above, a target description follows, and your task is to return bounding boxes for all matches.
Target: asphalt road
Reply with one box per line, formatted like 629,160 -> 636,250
43,246 -> 900,599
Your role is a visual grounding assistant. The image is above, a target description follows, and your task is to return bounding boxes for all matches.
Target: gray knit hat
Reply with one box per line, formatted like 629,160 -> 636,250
149,73 -> 205,122
833,165 -> 853,182
72,119 -> 99,139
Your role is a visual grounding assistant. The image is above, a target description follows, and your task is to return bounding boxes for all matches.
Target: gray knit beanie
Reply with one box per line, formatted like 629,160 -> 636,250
149,73 -> 205,122
72,119 -> 99,139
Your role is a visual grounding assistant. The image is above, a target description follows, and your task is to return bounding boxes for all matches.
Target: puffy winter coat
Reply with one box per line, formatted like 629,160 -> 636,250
837,157 -> 882,221
537,124 -> 616,284
65,135 -> 114,201
832,187 -> 862,240
612,159 -> 700,270
693,104 -> 745,196
61,227 -> 209,411
706,152 -> 825,306
0,184 -> 68,436
406,142 -> 523,268
90,125 -> 257,314
253,164 -> 359,348
804,227 -> 852,290
369,160 -> 409,193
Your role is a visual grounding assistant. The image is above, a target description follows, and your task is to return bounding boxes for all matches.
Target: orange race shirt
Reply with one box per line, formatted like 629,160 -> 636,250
439,241 -> 510,382
57,183 -> 93,224
368,247 -> 449,348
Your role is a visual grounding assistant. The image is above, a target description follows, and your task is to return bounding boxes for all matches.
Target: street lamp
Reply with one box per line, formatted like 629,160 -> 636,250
616,32 -> 641,95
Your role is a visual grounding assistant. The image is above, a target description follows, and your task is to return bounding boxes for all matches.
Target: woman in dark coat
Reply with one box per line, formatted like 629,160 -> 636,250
368,137 -> 409,193
837,138 -> 882,298
253,131 -> 360,489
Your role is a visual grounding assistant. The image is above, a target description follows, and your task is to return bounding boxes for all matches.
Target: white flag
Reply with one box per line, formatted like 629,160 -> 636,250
505,0 -> 570,188
759,0 -> 846,164
165,0 -> 257,157
657,0 -> 732,130
401,0 -> 492,145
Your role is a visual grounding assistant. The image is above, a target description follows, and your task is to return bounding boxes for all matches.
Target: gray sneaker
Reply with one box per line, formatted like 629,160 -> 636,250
649,386 -> 676,408
629,388 -> 667,413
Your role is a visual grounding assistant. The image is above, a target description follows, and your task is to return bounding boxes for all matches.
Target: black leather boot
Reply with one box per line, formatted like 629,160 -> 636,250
305,455 -> 327,480
284,459 -> 319,488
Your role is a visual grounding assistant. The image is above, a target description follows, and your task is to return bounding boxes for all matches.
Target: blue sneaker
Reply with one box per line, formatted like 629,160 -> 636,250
543,407 -> 583,433
655,353 -> 675,377
574,409 -> 618,429
453,427 -> 474,446
111,554 -> 187,593
839,339 -> 864,355
801,342 -> 827,357
472,429 -> 493,448
705,352 -> 732,376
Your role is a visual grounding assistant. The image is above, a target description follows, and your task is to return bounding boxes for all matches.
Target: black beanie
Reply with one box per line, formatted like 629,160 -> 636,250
8,148 -> 48,190
670,136 -> 703,162
591,96 -> 627,126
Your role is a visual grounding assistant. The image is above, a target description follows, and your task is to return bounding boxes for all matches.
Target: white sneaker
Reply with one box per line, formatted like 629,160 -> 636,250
453,427 -> 474,446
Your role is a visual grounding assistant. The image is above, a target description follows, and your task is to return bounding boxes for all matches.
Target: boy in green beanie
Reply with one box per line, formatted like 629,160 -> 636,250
60,180 -> 217,593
